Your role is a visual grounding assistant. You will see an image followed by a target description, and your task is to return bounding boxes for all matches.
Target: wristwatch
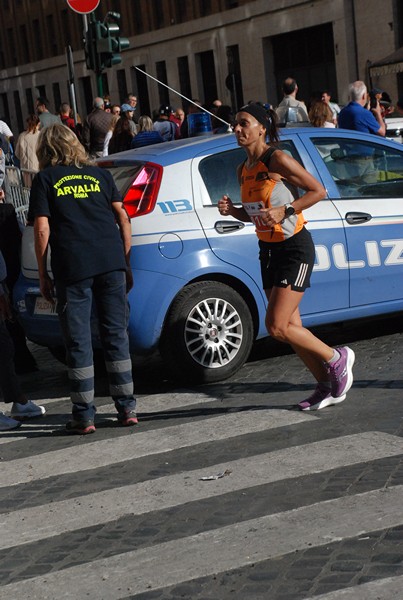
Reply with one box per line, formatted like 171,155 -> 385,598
284,203 -> 296,219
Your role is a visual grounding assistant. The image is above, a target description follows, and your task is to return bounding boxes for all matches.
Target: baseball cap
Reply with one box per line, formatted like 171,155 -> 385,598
159,105 -> 173,116
370,87 -> 383,95
121,103 -> 133,112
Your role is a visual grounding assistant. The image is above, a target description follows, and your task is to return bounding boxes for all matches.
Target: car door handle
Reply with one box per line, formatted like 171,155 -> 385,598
345,212 -> 373,225
214,220 -> 245,234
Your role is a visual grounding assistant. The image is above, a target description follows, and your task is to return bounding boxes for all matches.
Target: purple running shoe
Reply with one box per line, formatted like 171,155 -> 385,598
326,346 -> 355,398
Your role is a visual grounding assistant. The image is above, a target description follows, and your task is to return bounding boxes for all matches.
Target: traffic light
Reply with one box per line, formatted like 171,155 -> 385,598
95,17 -> 130,70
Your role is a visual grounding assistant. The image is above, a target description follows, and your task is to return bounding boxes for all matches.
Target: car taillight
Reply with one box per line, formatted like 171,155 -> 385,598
123,162 -> 162,218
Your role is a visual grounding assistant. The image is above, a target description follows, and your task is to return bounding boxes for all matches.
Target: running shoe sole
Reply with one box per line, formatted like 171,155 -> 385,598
66,421 -> 96,435
299,392 -> 346,411
118,416 -> 139,427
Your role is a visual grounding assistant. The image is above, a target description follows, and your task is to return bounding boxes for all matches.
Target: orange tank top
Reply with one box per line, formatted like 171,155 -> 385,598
240,157 -> 305,243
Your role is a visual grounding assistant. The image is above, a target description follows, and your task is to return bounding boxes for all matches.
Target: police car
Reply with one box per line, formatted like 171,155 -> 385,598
14,128 -> 403,383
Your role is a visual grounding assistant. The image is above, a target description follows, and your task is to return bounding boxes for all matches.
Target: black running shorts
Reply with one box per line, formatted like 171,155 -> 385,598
258,227 -> 315,292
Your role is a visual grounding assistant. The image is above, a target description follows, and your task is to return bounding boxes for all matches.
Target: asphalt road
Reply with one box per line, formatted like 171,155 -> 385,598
0,314 -> 402,600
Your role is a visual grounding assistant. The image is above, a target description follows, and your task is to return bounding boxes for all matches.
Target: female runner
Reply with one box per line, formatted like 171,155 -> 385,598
218,103 -> 355,409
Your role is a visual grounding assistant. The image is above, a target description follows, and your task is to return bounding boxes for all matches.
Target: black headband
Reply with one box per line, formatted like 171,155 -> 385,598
239,103 -> 271,129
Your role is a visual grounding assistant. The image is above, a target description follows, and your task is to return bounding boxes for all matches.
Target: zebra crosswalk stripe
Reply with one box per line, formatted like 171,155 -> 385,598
0,409 -> 311,487
304,575 -> 403,599
1,485 -> 402,600
0,391 -> 221,445
1,431 -> 401,550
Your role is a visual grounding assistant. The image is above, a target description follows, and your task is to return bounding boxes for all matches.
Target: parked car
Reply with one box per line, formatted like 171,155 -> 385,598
14,127 -> 403,383
385,115 -> 403,143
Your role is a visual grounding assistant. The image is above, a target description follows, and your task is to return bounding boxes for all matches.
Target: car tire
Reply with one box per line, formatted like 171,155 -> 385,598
160,281 -> 254,384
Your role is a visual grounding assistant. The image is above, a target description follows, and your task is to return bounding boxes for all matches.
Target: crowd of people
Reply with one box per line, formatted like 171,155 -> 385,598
0,75 -> 401,431
2,76 -> 399,177
0,93 -> 233,173
274,76 -> 397,137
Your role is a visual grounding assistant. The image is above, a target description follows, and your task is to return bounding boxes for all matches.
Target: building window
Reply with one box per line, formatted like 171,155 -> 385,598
131,64 -> 151,117
25,88 -> 35,115
177,56 -> 191,110
174,0 -> 187,23
7,28 -> 17,66
272,23 -> 336,105
153,1 -> 165,29
52,83 -> 61,115
226,45 -> 243,112
116,69 -> 128,104
0,93 -> 11,126
196,50 -> 217,106
110,0 -> 121,13
33,20 -> 44,61
60,9 -> 71,46
79,76 -> 94,115
0,50 -> 5,70
46,15 -> 58,56
134,10 -> 144,33
199,0 -> 212,17
14,90 -> 23,133
19,25 -> 29,63
156,61 -> 169,106
101,73 -> 109,98
36,85 -> 47,101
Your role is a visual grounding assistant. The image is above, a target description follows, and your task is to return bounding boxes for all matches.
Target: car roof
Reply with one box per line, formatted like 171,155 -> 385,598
101,134 -> 239,167
99,127 -> 402,168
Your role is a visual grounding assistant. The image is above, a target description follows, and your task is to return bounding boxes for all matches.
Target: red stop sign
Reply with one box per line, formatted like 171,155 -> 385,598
66,0 -> 100,14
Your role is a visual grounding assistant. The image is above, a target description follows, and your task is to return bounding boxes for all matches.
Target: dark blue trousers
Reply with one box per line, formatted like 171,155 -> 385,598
0,318 -> 22,403
56,270 -> 136,422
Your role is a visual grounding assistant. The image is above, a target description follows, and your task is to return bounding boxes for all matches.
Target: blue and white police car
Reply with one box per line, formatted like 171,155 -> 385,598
14,128 -> 403,383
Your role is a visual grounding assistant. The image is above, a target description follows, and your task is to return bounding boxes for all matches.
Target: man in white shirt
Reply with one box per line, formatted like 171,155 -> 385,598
321,90 -> 341,125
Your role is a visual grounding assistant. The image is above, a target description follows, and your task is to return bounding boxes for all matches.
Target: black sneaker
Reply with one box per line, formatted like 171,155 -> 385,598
117,411 -> 138,427
66,420 -> 96,435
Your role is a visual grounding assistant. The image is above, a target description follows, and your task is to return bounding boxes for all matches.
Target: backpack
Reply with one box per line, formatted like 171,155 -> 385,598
154,120 -> 176,142
0,133 -> 14,166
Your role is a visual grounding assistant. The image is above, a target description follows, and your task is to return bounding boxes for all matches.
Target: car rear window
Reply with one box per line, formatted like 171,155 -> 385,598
199,148 -> 244,205
101,163 -> 145,199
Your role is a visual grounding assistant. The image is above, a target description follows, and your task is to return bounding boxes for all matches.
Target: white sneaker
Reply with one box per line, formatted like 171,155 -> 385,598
10,400 -> 46,419
0,412 -> 22,431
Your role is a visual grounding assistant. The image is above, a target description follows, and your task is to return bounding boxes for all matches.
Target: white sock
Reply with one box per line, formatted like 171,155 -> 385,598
327,349 -> 340,365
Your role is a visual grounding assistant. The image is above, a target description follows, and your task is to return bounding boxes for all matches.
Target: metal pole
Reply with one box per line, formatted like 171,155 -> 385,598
85,13 -> 103,97
66,45 -> 78,126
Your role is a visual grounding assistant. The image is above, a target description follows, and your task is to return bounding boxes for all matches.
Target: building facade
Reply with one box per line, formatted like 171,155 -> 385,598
1,0 -> 403,135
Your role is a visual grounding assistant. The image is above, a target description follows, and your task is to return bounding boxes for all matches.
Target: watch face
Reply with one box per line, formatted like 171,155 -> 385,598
285,205 -> 295,217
